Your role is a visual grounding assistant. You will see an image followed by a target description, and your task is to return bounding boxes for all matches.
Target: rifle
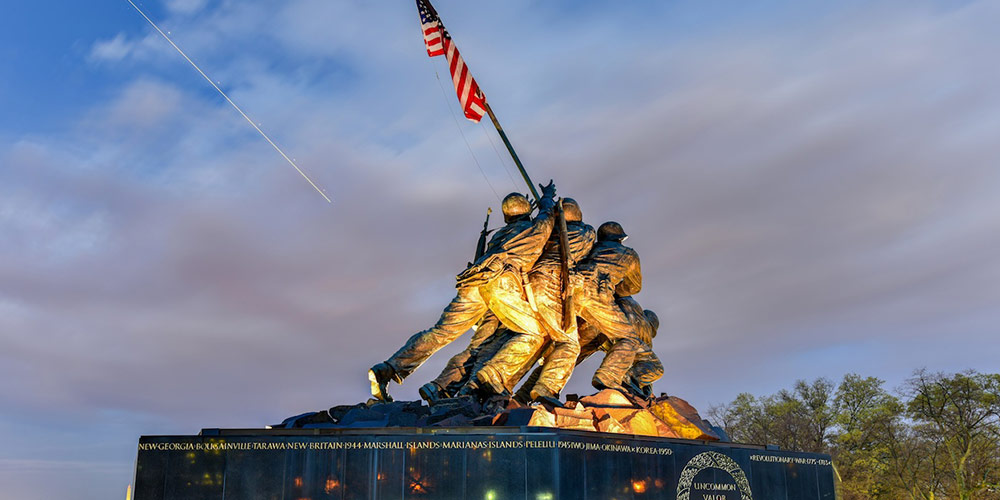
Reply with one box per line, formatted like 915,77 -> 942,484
557,199 -> 574,331
470,207 -> 493,266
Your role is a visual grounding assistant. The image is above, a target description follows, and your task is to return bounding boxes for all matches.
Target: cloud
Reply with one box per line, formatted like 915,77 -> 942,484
3,1 -> 1000,497
6,0 -> 998,414
87,30 -> 176,67
89,33 -> 133,62
165,0 -> 209,15
103,79 -> 185,129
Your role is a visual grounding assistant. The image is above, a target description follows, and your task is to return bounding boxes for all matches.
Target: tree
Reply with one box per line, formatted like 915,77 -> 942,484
905,370 -> 1000,500
707,370 -> 1000,500
709,378 -> 835,453
708,392 -> 777,446
782,378 -> 836,453
830,374 -> 903,499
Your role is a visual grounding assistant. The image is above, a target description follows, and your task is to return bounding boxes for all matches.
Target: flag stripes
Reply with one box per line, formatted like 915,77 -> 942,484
423,25 -> 444,56
417,0 -> 487,122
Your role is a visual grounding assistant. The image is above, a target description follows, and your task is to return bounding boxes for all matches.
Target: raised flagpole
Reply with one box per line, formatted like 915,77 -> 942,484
482,102 -> 540,202
417,0 -> 573,338
417,0 -> 540,203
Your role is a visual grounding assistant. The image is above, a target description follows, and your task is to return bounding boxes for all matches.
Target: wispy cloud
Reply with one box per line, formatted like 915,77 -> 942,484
2,1 -> 999,498
165,0 -> 209,16
89,33 -> 133,62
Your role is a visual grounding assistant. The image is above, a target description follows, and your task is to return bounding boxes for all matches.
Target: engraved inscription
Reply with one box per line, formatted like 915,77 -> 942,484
137,438 -> 674,456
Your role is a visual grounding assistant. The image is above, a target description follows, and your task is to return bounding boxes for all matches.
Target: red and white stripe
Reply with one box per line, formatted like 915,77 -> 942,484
442,38 -> 486,122
422,24 -> 444,57
417,0 -> 486,123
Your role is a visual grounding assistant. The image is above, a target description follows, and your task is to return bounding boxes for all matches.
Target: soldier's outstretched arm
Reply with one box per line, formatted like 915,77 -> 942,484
537,180 -> 556,212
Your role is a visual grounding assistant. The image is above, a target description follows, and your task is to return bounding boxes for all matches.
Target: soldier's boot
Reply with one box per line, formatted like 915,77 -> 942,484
454,380 -> 480,398
453,379 -> 501,405
592,337 -> 638,395
368,362 -> 398,402
418,382 -> 444,403
512,385 -> 533,406
475,365 -> 509,397
529,385 -> 564,408
623,377 -> 652,400
591,372 -> 627,394
617,378 -> 654,407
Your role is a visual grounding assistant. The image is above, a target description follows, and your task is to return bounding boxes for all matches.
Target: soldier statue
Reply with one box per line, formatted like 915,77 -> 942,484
474,198 -> 595,401
592,295 -> 663,396
511,295 -> 663,403
368,182 -> 557,401
570,221 -> 643,352
367,183 -> 669,411
417,312 -> 502,402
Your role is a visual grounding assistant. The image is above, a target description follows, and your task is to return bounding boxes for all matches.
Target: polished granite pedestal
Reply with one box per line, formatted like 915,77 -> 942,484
133,427 -> 836,500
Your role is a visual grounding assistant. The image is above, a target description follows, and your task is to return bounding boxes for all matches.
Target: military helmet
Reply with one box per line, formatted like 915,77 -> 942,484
643,309 -> 660,337
562,198 -> 582,222
597,221 -> 628,242
501,193 -> 532,221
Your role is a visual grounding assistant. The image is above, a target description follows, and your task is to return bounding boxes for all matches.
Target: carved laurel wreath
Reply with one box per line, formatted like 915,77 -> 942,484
676,451 -> 753,500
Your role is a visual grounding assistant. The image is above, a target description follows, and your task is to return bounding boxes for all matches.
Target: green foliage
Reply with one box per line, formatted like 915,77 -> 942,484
709,370 -> 1000,500
831,375 -> 902,499
707,378 -> 835,453
905,370 -> 1000,500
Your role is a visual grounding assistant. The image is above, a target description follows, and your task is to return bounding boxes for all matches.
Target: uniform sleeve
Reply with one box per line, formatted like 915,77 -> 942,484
568,224 -> 597,264
615,250 -> 642,297
500,209 -> 555,272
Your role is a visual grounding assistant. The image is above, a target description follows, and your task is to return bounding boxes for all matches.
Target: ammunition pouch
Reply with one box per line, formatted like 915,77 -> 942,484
456,253 -> 505,288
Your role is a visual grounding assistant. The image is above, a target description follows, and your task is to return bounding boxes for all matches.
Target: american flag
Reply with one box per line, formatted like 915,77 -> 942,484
416,0 -> 487,122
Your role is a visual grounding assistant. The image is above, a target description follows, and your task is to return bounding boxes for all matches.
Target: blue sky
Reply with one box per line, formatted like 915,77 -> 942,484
2,1 -> 999,498
1,2 -> 137,132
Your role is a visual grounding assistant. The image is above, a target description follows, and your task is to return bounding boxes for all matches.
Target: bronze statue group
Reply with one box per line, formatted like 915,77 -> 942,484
369,182 -> 663,408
